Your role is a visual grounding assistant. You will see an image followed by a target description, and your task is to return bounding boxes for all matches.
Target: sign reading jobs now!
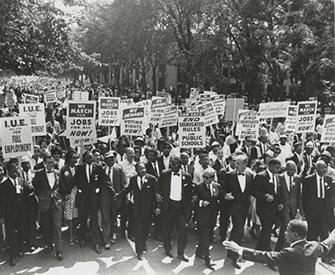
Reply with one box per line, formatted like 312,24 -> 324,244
296,101 -> 317,133
121,107 -> 145,136
150,97 -> 168,124
66,101 -> 96,146
236,110 -> 259,140
98,97 -> 120,126
0,116 -> 33,158
285,106 -> 297,132
321,115 -> 335,143
159,106 -> 178,128
178,113 -> 206,148
197,102 -> 219,127
19,103 -> 46,136
258,101 -> 290,118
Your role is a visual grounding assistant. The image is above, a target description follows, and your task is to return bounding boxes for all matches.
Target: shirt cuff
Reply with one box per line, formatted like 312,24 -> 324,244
199,200 -> 203,207
238,247 -> 243,256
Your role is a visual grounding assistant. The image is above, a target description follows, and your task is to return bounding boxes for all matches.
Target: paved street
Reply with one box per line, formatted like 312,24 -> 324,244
0,223 -> 332,275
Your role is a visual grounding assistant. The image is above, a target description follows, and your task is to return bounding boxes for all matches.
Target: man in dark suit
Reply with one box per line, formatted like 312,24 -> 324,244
115,162 -> 160,260
180,152 -> 195,180
70,151 -> 106,254
257,135 -> 270,157
276,161 -> 304,251
252,158 -> 284,252
33,152 -> 64,260
302,160 -> 335,241
157,142 -> 172,170
241,136 -> 259,167
286,142 -> 303,174
212,148 -> 226,173
157,157 -> 193,262
224,219 -> 335,275
194,169 -> 220,269
101,151 -> 126,249
0,161 -> 32,266
222,154 -> 254,268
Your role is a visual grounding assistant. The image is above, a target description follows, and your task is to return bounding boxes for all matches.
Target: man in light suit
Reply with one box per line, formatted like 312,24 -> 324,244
224,219 -> 335,275
115,162 -> 160,260
276,161 -> 304,251
157,157 -> 194,262
222,154 -> 254,268
33,152 -> 64,261
101,151 -> 126,249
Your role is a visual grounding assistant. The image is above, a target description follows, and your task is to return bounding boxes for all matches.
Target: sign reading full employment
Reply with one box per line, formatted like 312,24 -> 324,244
178,112 -> 206,148
150,97 -> 168,124
236,110 -> 259,140
0,116 -> 33,158
321,115 -> 335,143
258,101 -> 290,118
197,102 -> 219,127
19,103 -> 46,136
98,97 -> 120,126
159,106 -> 178,128
121,107 -> 145,136
296,101 -> 317,133
66,101 -> 96,146
285,106 -> 297,132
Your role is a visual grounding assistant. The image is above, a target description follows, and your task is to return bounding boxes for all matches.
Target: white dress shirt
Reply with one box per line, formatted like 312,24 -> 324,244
267,169 -> 277,194
170,171 -> 182,201
316,174 -> 325,199
163,156 -> 170,170
46,170 -> 56,189
284,172 -> 294,193
137,176 -> 144,190
9,177 -> 21,194
106,165 -> 114,184
86,164 -> 92,183
237,172 -> 246,193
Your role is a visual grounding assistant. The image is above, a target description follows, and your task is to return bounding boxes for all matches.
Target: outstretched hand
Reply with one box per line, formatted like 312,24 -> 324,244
222,240 -> 240,253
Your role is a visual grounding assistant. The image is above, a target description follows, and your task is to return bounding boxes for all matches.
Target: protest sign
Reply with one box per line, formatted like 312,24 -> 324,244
24,94 -> 39,104
98,97 -> 121,126
320,115 -> 335,143
19,103 -> 46,136
0,94 -> 5,108
225,98 -> 245,122
6,91 -> 14,107
150,97 -> 168,124
295,101 -> 317,133
178,112 -> 206,148
0,116 -> 33,158
199,94 -> 212,102
159,106 -> 178,128
211,95 -> 226,116
197,102 -> 219,126
120,106 -> 146,136
236,110 -> 259,140
285,106 -> 297,132
258,101 -> 290,118
66,101 -> 97,146
83,78 -> 91,87
45,91 -> 57,103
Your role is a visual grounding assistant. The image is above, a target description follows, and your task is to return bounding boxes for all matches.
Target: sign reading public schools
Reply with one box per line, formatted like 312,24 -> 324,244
178,112 -> 206,148
0,116 -> 33,158
98,97 -> 120,126
66,101 -> 97,146
321,115 -> 335,143
19,103 -> 46,136
121,106 -> 145,136
296,101 -> 317,133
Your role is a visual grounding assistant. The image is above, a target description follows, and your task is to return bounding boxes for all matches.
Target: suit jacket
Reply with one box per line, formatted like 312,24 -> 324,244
194,181 -> 220,219
212,159 -> 225,173
222,170 -> 253,216
157,155 -> 171,170
251,170 -> 283,219
256,141 -> 270,156
0,177 -> 32,221
181,164 -> 195,180
286,153 -> 302,174
242,146 -> 258,166
241,238 -> 335,275
278,174 -> 303,218
145,161 -> 164,178
33,161 -> 44,171
119,173 -> 157,219
33,168 -> 63,212
157,169 -> 193,217
302,173 -> 335,221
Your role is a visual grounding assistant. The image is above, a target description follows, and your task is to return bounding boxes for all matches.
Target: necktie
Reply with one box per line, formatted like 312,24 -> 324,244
320,178 -> 324,199
206,184 -> 211,196
237,172 -> 245,176
173,172 -> 180,176
153,162 -> 158,176
47,170 -> 54,173
289,177 -> 293,192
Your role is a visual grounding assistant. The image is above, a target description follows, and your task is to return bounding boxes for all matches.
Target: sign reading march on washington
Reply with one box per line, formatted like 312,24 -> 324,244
178,112 -> 206,148
321,115 -> 335,143
67,101 -> 96,146
121,106 -> 145,136
98,97 -> 120,126
19,103 -> 46,136
296,101 -> 317,133
0,116 -> 33,158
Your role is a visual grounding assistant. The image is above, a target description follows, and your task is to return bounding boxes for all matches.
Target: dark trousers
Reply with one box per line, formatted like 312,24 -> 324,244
78,196 -> 100,244
134,215 -> 151,255
275,214 -> 290,251
40,200 -> 62,251
120,203 -> 135,239
307,201 -> 330,241
25,198 -> 38,247
256,216 -> 274,251
101,198 -> 118,244
219,204 -> 230,240
6,215 -> 25,260
162,200 -> 187,256
228,212 -> 247,260
196,211 -> 211,259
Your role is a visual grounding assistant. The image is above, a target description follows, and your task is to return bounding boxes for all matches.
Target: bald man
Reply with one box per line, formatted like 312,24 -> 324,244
276,161 -> 304,251
302,160 -> 335,241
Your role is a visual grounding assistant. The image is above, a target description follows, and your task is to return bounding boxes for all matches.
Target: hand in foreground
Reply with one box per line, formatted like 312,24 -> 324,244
222,240 -> 240,253
155,208 -> 161,216
224,193 -> 234,201
155,193 -> 163,202
265,193 -> 274,202
114,193 -> 119,200
202,201 -> 210,207
278,204 -> 284,211
191,195 -> 198,204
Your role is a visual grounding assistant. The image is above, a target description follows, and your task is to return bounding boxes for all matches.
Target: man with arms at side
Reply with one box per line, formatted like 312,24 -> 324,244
224,220 -> 335,275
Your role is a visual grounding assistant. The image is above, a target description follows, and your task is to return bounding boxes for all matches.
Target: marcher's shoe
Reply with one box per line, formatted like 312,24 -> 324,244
177,254 -> 189,262
30,246 -> 36,252
137,254 -> 144,261
45,245 -> 53,254
56,251 -> 63,261
80,240 -> 86,248
129,237 -> 135,242
195,253 -> 204,259
166,250 -> 173,258
144,244 -> 148,252
9,258 -> 16,267
111,239 -> 116,244
232,260 -> 241,269
94,244 -> 102,254
205,258 -> 215,270
18,251 -> 24,258
105,243 -> 111,250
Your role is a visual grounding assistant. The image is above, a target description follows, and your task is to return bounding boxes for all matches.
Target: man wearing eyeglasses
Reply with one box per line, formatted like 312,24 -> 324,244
194,168 -> 221,269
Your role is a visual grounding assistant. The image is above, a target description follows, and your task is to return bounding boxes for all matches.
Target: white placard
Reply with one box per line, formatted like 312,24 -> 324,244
285,106 -> 297,132
98,97 -> 120,126
120,106 -> 146,136
258,101 -> 290,118
320,115 -> 335,143
19,103 -> 46,136
295,101 -> 317,133
159,106 -> 178,128
178,112 -> 206,148
197,102 -> 219,126
236,110 -> 259,140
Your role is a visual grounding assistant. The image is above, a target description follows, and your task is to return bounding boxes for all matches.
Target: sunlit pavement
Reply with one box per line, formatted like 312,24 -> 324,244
0,224 -> 332,275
